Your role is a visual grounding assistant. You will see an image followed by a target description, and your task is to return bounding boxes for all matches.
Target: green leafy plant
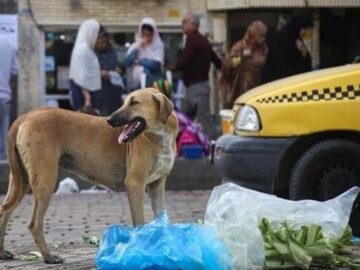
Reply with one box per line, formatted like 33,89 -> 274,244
82,235 -> 100,246
259,218 -> 360,269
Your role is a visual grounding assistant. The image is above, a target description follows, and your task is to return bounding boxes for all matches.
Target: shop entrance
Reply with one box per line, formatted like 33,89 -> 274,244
319,9 -> 360,68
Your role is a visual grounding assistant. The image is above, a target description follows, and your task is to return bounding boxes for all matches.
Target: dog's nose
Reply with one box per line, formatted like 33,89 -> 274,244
107,116 -> 116,127
107,113 -> 129,127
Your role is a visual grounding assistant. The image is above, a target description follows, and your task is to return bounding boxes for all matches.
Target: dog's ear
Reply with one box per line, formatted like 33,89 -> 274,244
152,93 -> 174,124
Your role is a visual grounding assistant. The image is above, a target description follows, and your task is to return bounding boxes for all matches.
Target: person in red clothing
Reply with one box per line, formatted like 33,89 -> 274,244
176,12 -> 222,139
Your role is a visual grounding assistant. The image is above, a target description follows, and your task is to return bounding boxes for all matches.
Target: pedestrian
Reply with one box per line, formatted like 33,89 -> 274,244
123,17 -> 164,92
96,30 -> 124,116
221,21 -> 268,109
262,12 -> 313,83
175,12 -> 222,139
0,34 -> 17,161
69,19 -> 105,115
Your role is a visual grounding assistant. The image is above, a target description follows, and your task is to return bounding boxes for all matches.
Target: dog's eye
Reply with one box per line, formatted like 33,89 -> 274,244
129,100 -> 139,106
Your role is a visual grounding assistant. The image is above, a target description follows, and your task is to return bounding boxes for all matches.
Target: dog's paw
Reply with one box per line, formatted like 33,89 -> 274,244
0,250 -> 14,260
44,254 -> 64,264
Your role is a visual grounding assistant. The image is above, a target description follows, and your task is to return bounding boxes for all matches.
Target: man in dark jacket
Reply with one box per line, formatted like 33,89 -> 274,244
176,12 -> 222,139
262,12 -> 314,83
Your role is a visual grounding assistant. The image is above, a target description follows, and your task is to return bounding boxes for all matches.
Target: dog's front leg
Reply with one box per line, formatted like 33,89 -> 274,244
125,178 -> 145,226
148,177 -> 166,219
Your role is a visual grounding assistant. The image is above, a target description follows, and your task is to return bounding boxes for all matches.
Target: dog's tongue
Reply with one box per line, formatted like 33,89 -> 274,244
118,122 -> 137,144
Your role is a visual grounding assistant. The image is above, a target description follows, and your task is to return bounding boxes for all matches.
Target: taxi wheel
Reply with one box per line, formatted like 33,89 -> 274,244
289,139 -> 360,235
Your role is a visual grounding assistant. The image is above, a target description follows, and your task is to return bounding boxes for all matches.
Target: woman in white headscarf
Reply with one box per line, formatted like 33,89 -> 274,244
69,19 -> 105,113
122,17 -> 164,92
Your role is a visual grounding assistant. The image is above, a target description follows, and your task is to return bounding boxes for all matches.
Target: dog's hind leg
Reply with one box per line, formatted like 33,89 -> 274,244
0,212 -> 13,260
148,177 -> 166,219
0,172 -> 30,260
0,135 -> 30,261
27,158 -> 63,264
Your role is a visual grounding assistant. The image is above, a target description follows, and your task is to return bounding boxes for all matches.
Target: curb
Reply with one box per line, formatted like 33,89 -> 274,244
0,158 -> 221,194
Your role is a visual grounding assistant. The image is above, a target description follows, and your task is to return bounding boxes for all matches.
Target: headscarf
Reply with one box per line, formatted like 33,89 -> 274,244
227,20 -> 267,60
243,21 -> 268,47
128,17 -> 164,65
126,17 -> 164,90
282,12 -> 314,41
69,19 -> 101,91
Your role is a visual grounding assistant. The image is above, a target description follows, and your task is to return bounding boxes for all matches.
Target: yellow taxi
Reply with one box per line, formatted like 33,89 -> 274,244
213,63 -> 360,235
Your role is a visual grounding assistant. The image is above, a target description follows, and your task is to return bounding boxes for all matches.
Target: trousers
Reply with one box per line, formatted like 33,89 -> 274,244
182,81 -> 217,139
0,99 -> 11,160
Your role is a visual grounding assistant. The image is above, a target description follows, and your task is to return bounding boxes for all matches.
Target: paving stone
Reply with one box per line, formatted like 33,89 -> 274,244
0,190 -> 211,269
0,191 -> 358,269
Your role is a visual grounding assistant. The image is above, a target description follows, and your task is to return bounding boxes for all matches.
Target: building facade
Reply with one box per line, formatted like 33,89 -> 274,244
15,0 -> 360,114
207,0 -> 360,69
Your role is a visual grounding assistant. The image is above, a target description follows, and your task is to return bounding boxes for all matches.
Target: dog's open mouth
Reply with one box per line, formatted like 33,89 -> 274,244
118,117 -> 146,144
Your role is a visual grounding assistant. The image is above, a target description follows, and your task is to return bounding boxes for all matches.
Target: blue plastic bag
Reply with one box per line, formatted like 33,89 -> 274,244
95,211 -> 231,270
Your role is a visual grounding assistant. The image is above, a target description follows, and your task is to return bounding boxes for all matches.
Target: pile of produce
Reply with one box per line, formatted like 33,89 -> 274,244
259,218 -> 360,269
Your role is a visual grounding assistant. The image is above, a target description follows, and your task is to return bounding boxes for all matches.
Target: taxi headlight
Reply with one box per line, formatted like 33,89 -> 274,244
234,105 -> 260,131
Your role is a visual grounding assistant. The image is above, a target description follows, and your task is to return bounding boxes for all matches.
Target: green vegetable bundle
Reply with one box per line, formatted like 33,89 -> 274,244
259,218 -> 360,269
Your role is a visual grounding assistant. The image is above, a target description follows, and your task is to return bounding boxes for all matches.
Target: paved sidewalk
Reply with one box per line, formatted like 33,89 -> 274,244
0,190 -> 212,269
0,191 -> 359,270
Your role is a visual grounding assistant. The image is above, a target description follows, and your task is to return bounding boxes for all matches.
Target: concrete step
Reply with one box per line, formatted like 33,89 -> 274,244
0,158 -> 221,194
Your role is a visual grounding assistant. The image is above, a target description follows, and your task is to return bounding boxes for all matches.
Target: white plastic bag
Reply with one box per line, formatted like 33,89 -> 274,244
204,183 -> 359,270
55,177 -> 79,195
109,71 -> 125,88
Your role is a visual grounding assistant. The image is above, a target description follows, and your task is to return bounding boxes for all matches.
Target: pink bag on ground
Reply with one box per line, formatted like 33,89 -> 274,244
177,129 -> 199,156
175,110 -> 211,157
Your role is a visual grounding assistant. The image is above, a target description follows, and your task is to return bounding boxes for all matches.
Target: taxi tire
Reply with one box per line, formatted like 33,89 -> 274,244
289,139 -> 360,236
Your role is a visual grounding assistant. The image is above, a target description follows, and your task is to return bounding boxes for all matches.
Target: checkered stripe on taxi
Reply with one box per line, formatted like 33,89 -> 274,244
256,85 -> 360,104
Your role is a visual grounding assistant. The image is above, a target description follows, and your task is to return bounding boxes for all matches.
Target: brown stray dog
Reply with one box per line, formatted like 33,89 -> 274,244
0,88 -> 178,264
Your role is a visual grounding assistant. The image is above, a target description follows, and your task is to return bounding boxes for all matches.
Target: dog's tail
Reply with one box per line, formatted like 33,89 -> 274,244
1,119 -> 28,212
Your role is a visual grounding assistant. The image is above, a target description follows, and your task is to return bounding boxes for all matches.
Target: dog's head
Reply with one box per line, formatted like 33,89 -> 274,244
107,88 -> 174,144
